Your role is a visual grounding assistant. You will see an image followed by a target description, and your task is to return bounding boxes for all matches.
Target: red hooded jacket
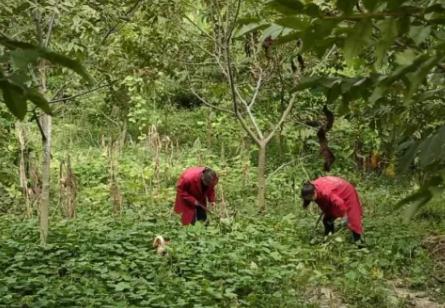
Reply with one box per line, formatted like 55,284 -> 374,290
312,176 -> 363,234
174,167 -> 218,225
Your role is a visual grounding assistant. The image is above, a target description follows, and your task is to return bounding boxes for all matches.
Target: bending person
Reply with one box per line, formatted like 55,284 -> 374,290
301,176 -> 363,242
174,167 -> 218,225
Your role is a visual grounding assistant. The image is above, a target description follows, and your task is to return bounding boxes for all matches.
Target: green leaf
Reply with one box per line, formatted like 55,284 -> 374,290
375,19 -> 399,67
337,0 -> 356,15
40,51 -> 94,84
267,0 -> 304,15
397,139 -> 417,173
362,0 -> 378,11
408,26 -> 431,46
304,3 -> 322,17
402,195 -> 431,222
0,81 -> 27,119
0,36 -> 35,50
397,189 -> 431,208
343,19 -> 372,65
274,16 -> 311,30
418,126 -> 445,168
10,49 -> 40,70
235,23 -> 268,38
0,35 -> 94,84
302,19 -> 338,52
386,0 -> 410,10
26,89 -> 52,115
394,49 -> 417,66
368,85 -> 384,104
405,55 -> 443,99
261,24 -> 283,41
114,281 -> 131,292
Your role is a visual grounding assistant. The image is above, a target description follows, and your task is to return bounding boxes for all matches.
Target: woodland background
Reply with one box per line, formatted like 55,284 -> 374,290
0,0 -> 444,306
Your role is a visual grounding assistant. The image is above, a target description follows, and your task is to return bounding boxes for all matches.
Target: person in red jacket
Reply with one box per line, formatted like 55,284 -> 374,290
174,167 -> 218,225
301,176 -> 363,242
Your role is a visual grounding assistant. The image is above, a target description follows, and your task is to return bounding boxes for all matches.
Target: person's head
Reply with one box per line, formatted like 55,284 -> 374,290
301,182 -> 316,209
201,167 -> 218,187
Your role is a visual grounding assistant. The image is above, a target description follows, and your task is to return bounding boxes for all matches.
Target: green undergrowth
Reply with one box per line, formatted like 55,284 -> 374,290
0,192 -> 444,307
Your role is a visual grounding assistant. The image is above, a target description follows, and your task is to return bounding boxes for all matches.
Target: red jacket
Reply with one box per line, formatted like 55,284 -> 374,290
312,176 -> 363,234
174,167 -> 218,225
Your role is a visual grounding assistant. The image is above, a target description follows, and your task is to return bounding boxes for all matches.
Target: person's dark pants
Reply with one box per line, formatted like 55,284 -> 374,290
192,206 -> 207,225
323,216 -> 335,235
324,216 -> 362,242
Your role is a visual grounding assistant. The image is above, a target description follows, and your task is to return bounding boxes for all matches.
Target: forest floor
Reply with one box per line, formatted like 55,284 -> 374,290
0,178 -> 444,307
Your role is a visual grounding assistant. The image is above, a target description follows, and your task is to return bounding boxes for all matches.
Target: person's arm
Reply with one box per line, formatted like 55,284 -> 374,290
328,193 -> 347,217
177,181 -> 198,207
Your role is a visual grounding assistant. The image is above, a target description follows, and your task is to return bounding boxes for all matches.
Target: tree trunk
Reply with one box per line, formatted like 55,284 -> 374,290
257,142 -> 267,212
40,114 -> 51,244
16,122 -> 32,217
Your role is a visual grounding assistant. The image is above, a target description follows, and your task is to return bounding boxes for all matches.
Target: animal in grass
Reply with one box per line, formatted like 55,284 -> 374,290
174,167 -> 218,225
301,176 -> 364,243
153,235 -> 170,256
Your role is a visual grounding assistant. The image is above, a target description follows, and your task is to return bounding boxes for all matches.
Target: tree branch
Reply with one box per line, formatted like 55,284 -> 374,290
265,94 -> 296,144
32,10 -> 44,45
183,15 -> 215,41
234,87 -> 264,139
49,84 -> 109,104
249,70 -> 262,109
189,88 -> 234,115
223,0 -> 260,144
44,11 -> 57,48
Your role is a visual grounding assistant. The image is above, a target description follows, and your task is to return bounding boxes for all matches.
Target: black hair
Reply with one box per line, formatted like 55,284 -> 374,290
301,182 -> 315,208
301,182 -> 315,198
202,168 -> 217,186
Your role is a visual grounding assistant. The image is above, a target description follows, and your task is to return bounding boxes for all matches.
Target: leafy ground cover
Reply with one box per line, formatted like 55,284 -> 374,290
1,185 -> 444,307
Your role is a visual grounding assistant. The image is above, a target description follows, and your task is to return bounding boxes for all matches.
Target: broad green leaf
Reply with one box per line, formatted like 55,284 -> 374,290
386,0 -> 410,10
274,16 -> 311,30
302,19 -> 338,51
260,24 -> 285,41
274,32 -> 300,45
418,126 -> 445,168
0,81 -> 27,119
266,0 -> 304,15
114,281 -> 131,291
369,86 -> 385,104
405,55 -> 443,98
394,49 -> 417,66
40,51 -> 94,84
408,26 -> 431,46
402,192 -> 432,222
26,89 -> 52,115
235,23 -> 268,38
304,3 -> 322,17
375,19 -> 399,67
10,49 -> 40,70
337,0 -> 357,15
362,0 -> 378,11
0,35 -> 94,84
397,139 -> 417,173
343,19 -> 372,65
397,189 -> 431,208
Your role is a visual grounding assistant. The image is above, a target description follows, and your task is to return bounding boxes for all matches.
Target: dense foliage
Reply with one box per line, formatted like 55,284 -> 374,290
0,0 -> 444,306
